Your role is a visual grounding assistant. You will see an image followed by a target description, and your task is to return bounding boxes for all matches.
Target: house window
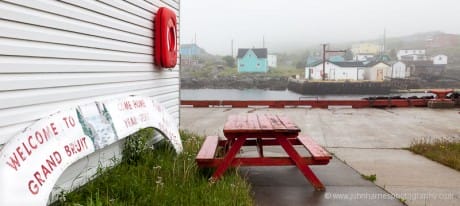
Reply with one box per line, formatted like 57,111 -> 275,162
256,63 -> 260,68
438,57 -> 442,60
240,64 -> 244,67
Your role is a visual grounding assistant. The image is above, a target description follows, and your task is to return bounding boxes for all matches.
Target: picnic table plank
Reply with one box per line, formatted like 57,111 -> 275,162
247,113 -> 260,130
266,114 -> 286,130
297,135 -> 332,161
257,113 -> 273,130
224,114 -> 300,134
240,114 -> 250,129
248,114 -> 264,156
196,136 -> 219,161
223,115 -> 238,130
277,115 -> 300,131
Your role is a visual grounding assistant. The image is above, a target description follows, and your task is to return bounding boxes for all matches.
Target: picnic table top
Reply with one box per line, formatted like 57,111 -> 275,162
223,114 -> 301,134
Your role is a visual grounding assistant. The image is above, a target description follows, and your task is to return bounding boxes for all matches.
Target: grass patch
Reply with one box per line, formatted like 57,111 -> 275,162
56,129 -> 253,206
361,174 -> 377,182
409,137 -> 460,171
266,66 -> 305,78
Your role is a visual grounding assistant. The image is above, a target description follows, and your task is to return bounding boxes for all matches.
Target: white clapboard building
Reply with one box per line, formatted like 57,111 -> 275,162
0,0 -> 179,204
305,61 -> 366,81
390,61 -> 410,79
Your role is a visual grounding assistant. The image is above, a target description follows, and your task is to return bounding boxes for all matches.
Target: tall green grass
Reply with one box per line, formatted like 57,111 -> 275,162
409,137 -> 460,171
57,129 -> 253,206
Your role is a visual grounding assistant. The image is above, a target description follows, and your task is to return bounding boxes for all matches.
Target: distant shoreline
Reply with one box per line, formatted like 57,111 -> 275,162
181,76 -> 460,93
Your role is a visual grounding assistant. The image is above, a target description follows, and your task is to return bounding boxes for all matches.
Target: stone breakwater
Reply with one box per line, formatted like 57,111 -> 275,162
287,79 -> 392,95
181,76 -> 459,95
180,76 -> 289,90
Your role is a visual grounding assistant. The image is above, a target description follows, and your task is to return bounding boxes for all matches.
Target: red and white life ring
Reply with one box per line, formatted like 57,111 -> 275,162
154,7 -> 177,68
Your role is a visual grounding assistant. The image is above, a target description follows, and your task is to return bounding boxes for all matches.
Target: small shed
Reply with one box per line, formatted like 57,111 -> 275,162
432,54 -> 448,65
365,61 -> 391,81
391,61 -> 409,79
267,54 -> 277,68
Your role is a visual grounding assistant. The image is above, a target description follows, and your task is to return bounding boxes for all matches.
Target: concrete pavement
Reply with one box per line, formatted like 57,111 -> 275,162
330,148 -> 460,206
240,161 -> 402,206
181,107 -> 460,206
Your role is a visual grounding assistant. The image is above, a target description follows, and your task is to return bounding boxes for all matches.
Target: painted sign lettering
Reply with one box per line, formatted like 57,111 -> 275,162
0,96 -> 181,205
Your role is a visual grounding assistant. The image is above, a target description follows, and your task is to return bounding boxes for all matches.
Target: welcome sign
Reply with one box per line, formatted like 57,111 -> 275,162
0,96 -> 182,205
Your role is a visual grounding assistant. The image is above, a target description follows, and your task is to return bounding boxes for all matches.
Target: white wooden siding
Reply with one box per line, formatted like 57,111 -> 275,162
0,0 -> 180,203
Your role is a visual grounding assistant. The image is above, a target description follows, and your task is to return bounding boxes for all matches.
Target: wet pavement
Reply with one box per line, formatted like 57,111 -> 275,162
181,107 -> 460,206
240,160 -> 403,206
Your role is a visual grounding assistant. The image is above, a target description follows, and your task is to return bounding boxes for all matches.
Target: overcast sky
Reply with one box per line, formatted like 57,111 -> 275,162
180,0 -> 460,55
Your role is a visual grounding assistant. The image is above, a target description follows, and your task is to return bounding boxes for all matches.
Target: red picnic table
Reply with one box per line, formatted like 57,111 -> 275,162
196,113 -> 332,191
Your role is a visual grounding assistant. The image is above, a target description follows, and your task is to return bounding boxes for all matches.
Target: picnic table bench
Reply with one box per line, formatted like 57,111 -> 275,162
196,113 -> 332,191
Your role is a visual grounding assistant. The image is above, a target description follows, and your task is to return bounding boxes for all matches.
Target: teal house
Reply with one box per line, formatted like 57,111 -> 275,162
237,48 -> 268,73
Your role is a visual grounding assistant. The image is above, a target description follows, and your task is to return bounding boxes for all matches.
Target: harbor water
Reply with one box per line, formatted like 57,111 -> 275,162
180,89 -> 433,100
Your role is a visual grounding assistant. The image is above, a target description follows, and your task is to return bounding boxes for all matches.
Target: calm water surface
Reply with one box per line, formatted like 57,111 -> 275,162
180,89 -> 432,100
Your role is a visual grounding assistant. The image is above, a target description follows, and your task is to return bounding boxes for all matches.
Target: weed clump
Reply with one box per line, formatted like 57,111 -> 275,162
409,137 -> 460,171
57,129 -> 253,206
361,174 -> 377,182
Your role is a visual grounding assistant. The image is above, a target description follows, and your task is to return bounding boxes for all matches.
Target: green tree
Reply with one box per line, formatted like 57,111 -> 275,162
222,55 -> 235,67
296,60 -> 306,69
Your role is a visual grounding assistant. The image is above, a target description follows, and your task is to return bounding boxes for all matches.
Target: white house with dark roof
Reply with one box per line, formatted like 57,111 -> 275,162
305,61 -> 365,81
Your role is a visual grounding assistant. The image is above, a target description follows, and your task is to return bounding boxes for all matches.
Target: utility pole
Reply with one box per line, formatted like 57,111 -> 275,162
262,35 -> 265,48
321,44 -> 346,80
383,28 -> 386,55
322,44 -> 327,81
231,39 -> 234,57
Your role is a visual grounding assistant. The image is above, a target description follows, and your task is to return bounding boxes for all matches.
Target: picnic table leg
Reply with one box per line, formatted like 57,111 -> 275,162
256,138 -> 264,157
210,137 -> 246,182
224,138 -> 234,153
277,138 -> 326,191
